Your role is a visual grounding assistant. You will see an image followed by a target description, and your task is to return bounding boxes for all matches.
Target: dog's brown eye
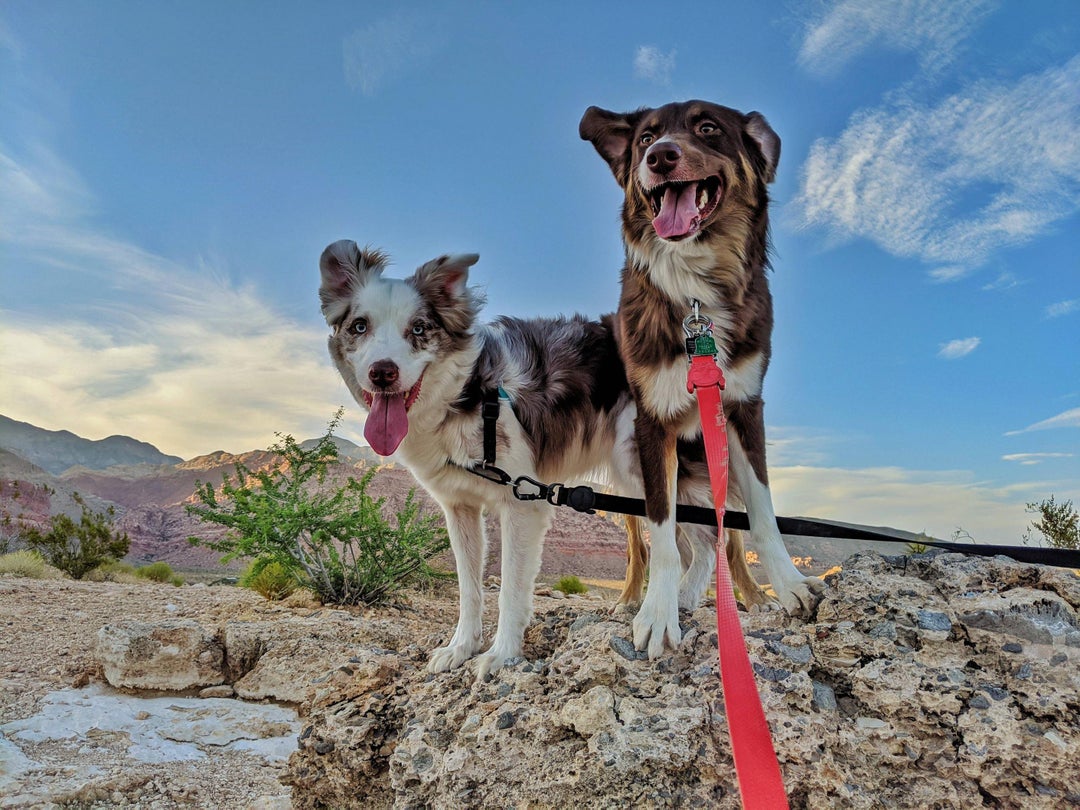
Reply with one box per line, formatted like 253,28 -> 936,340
640,133 -> 654,146
351,319 -> 368,335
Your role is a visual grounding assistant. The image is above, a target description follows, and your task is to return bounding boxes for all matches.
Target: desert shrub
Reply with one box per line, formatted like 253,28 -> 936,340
21,494 -> 130,580
0,549 -> 48,578
1024,495 -> 1079,550
240,557 -> 297,601
187,412 -> 450,606
136,561 -> 175,583
554,575 -> 587,595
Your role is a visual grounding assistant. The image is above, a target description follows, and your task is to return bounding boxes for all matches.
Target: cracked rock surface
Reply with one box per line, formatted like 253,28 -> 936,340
285,552 -> 1080,809
2,551 -> 1078,808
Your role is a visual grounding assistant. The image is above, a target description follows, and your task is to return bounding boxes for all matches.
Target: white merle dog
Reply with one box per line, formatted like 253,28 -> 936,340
320,243 -> 640,678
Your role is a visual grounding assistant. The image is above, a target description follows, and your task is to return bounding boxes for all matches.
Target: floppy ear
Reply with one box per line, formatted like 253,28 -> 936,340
411,253 -> 479,301
319,240 -> 388,325
579,106 -> 645,186
743,112 -> 781,184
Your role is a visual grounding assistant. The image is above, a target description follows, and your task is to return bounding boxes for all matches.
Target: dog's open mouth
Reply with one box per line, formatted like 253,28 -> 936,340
647,175 -> 722,240
361,374 -> 424,456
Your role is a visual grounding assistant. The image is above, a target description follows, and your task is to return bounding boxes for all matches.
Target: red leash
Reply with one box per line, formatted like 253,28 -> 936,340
687,343 -> 789,809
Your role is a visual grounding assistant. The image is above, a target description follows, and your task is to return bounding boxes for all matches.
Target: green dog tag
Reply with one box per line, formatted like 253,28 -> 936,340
692,333 -> 717,357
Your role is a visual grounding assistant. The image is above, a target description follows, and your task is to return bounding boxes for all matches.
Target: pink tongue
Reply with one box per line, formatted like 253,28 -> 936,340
652,182 -> 700,239
364,393 -> 409,456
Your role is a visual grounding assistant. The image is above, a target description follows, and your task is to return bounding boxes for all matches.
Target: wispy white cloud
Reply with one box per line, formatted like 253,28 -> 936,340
1045,298 -> 1079,318
0,315 -> 346,459
765,426 -> 845,467
796,55 -> 1080,280
1002,453 -> 1074,466
797,0 -> 997,77
342,12 -> 438,96
0,146 -> 356,458
937,337 -> 981,359
770,464 -> 1073,544
634,46 -> 677,86
1005,407 -> 1080,436
981,271 -> 1024,292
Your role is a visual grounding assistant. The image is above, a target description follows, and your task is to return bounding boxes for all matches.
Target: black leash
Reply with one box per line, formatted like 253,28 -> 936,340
458,390 -> 1080,570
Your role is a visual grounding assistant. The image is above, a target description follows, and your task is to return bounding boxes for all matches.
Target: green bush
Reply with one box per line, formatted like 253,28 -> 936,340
136,561 -> 176,583
21,494 -> 130,580
0,549 -> 48,578
187,412 -> 450,606
1024,495 -> 1079,550
554,575 -> 587,595
240,558 -> 297,600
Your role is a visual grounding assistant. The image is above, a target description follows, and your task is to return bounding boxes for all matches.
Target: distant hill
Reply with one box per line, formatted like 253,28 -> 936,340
0,415 -> 184,475
299,436 -> 383,466
0,416 -> 924,578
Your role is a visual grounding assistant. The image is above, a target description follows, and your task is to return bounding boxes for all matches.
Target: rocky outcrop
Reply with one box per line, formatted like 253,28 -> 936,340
282,552 -> 1080,809
96,620 -> 226,691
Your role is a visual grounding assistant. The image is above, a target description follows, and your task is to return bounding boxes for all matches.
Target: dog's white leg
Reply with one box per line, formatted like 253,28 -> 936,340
633,463 -> 683,658
676,524 -> 716,610
472,502 -> 550,680
673,473 -> 719,610
428,503 -> 487,673
727,429 -> 824,616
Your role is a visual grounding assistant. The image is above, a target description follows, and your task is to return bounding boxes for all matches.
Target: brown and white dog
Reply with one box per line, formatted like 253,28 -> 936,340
580,100 -> 825,657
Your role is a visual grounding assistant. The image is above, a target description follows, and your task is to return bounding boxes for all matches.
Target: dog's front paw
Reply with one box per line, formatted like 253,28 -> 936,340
774,576 -> 826,618
748,599 -> 782,615
427,642 -> 478,674
469,640 -> 521,681
632,597 -> 682,659
740,584 -> 778,612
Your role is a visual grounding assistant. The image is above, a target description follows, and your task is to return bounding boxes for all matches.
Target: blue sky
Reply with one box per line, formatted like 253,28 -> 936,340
1,1 -> 1077,544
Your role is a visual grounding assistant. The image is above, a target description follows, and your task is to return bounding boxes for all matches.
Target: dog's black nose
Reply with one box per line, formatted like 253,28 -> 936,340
646,141 -> 682,174
368,360 -> 400,389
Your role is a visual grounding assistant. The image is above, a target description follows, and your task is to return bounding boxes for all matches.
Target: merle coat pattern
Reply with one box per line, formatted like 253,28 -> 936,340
321,244 -> 646,677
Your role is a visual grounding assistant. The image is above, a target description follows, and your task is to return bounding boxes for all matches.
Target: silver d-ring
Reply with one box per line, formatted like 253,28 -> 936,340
682,312 -> 713,338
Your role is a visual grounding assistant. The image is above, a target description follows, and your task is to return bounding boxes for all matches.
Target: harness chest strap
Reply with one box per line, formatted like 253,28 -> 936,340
480,388 -> 501,467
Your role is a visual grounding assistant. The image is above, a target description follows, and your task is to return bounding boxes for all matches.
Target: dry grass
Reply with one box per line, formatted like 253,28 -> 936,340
0,550 -> 65,579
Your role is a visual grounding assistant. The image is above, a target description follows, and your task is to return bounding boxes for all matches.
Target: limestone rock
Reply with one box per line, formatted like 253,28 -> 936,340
95,620 -> 225,691
284,552 -> 1080,809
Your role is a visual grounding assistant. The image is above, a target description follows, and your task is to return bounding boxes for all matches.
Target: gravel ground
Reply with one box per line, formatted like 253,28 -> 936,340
0,574 -> 618,809
0,576 -> 296,809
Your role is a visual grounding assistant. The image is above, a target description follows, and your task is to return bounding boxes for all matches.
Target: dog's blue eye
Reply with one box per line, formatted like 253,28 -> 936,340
411,323 -> 425,336
700,122 -> 717,134
351,319 -> 368,335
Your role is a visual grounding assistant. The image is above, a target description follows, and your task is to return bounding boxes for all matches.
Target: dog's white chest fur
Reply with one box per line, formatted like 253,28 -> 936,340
641,350 -> 766,435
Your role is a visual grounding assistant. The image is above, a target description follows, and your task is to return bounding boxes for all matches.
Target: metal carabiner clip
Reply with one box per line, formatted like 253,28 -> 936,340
682,298 -> 713,338
512,475 -> 550,501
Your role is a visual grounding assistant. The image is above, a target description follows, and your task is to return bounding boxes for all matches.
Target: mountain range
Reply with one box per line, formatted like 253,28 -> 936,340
0,416 -> 632,577
0,415 -> 184,475
0,415 -> 911,577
